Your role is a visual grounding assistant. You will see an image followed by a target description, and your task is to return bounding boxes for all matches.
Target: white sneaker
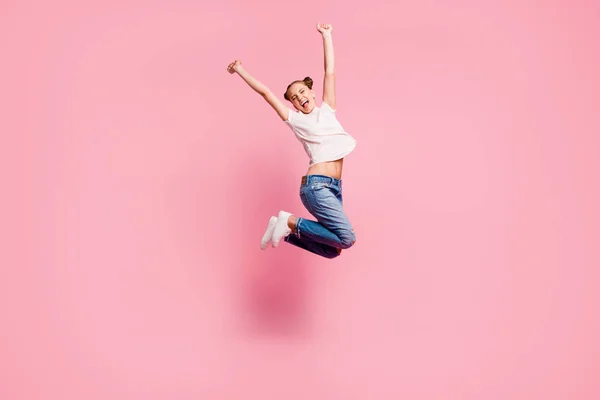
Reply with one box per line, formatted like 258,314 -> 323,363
271,210 -> 292,248
260,216 -> 278,250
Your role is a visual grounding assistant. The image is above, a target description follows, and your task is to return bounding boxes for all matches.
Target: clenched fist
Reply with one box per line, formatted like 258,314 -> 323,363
316,23 -> 333,35
227,60 -> 243,74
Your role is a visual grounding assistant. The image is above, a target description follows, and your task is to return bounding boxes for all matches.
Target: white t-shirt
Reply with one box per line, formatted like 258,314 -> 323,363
284,101 -> 357,166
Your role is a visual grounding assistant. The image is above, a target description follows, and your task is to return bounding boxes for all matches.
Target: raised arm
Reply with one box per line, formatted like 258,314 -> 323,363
317,24 -> 336,109
227,60 -> 289,121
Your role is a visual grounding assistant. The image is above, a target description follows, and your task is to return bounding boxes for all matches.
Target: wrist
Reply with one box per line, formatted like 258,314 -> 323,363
321,32 -> 332,39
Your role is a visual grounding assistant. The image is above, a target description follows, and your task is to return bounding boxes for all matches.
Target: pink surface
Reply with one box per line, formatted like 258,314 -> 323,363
3,0 -> 600,398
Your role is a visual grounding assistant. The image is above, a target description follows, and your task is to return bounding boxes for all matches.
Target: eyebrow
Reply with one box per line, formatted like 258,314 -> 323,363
291,88 -> 305,98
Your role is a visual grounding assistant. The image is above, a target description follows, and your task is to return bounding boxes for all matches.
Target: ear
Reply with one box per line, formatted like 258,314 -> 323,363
311,90 -> 316,98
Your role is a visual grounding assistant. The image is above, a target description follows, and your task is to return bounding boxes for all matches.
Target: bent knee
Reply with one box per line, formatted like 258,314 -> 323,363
339,231 -> 356,250
339,241 -> 355,250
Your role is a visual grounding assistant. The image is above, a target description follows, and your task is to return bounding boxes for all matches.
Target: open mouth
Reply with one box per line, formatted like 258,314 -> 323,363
301,99 -> 308,108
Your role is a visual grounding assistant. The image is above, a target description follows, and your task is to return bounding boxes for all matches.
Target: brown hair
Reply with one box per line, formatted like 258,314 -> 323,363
284,77 -> 313,101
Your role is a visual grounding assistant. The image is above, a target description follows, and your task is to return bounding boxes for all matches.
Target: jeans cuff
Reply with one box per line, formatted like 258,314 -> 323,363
295,217 -> 303,239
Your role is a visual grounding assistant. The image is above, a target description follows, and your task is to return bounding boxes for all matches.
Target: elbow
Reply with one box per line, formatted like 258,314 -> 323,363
324,71 -> 335,76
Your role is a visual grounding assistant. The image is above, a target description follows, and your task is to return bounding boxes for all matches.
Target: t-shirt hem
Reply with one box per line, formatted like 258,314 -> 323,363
308,141 -> 357,166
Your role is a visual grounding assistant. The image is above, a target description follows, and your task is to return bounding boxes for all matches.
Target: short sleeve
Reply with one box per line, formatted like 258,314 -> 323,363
321,101 -> 336,112
285,108 -> 296,124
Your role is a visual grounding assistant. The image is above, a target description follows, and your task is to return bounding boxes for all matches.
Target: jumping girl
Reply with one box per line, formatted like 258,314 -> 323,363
227,23 -> 356,259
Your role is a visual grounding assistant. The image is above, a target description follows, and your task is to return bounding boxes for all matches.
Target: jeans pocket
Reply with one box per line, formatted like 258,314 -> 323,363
310,182 -> 329,191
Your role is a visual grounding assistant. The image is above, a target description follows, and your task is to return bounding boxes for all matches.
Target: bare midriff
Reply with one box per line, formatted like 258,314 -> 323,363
306,158 -> 344,180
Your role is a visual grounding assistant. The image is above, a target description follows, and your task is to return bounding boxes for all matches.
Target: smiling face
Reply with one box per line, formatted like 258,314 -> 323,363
286,82 -> 316,114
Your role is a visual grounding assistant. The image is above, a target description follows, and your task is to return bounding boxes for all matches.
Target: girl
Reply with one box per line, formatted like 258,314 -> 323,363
227,23 -> 356,259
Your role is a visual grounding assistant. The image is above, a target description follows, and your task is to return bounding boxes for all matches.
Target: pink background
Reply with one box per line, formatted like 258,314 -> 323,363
3,0 -> 600,398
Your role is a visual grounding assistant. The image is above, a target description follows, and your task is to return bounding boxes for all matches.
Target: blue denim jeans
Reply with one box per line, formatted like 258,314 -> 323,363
284,174 -> 356,258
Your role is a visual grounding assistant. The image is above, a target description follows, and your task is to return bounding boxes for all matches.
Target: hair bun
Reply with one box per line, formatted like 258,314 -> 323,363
303,76 -> 313,89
